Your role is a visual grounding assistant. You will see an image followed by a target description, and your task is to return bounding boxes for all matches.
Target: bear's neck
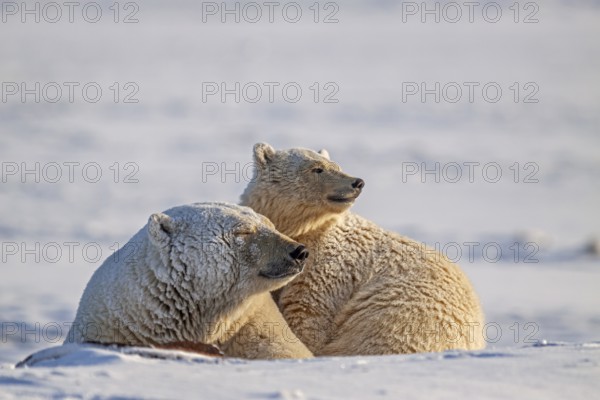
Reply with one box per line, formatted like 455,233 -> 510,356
240,192 -> 340,239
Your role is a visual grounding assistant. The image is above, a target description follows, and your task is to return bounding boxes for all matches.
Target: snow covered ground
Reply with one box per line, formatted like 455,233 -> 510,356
2,342 -> 599,399
1,0 -> 599,398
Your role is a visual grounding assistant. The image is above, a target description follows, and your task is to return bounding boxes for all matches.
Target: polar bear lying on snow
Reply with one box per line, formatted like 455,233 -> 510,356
66,202 -> 313,359
241,143 -> 485,355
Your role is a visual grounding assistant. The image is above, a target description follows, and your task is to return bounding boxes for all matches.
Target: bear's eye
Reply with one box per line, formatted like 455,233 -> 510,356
312,167 -> 324,174
233,228 -> 256,236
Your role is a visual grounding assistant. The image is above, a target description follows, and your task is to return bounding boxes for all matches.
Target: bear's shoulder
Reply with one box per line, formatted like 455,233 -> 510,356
329,212 -> 383,239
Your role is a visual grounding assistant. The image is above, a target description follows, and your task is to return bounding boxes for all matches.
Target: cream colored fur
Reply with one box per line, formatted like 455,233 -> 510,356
241,144 -> 485,355
65,202 -> 312,360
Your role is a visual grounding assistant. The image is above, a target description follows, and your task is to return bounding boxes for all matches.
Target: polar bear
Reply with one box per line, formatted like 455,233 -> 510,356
65,202 -> 313,359
240,144 -> 485,356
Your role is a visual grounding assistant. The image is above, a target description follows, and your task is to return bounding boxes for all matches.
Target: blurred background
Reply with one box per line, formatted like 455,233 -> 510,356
1,0 -> 599,364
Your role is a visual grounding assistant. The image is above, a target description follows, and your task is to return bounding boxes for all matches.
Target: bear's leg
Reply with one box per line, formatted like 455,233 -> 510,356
319,283 -> 483,356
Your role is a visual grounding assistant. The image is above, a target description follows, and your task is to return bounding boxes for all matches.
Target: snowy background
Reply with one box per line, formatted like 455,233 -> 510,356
1,0 -> 599,398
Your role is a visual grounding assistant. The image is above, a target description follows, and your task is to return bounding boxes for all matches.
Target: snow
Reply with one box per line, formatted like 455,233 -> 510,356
2,343 -> 600,399
1,0 -> 599,398
0,343 -> 600,399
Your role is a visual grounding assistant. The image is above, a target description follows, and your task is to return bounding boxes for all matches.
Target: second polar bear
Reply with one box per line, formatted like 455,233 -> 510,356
66,202 -> 312,359
241,143 -> 485,355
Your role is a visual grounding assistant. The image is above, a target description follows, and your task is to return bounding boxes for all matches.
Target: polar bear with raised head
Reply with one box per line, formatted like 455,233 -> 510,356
241,144 -> 485,355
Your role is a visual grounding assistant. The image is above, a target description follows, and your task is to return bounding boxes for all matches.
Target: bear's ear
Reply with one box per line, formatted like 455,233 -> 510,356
318,148 -> 330,160
148,212 -> 176,249
253,143 -> 276,168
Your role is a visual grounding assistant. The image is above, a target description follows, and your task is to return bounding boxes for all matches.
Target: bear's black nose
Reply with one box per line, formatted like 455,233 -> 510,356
352,178 -> 365,190
290,245 -> 309,262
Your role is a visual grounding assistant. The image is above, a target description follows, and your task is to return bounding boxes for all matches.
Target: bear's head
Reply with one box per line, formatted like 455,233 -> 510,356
146,203 -> 308,318
240,143 -> 364,237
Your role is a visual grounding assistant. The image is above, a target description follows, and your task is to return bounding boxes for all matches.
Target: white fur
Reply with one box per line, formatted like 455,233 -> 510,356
241,144 -> 485,355
66,202 -> 312,359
